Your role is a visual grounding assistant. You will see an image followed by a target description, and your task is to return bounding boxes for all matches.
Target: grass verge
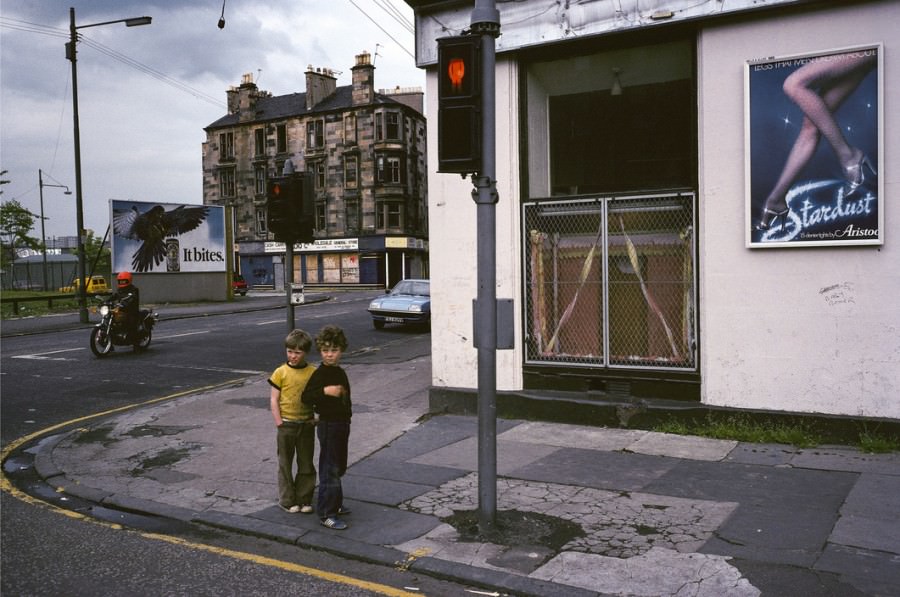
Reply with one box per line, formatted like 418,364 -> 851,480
652,414 -> 899,453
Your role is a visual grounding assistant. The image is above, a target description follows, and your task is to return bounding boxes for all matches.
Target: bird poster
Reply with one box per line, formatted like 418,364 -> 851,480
110,200 -> 226,274
744,44 -> 882,248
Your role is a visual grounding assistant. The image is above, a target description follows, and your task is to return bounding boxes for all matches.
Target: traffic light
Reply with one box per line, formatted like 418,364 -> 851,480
437,35 -> 482,174
266,174 -> 315,243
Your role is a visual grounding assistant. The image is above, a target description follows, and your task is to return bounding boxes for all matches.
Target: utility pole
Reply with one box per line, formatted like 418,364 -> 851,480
471,0 -> 501,533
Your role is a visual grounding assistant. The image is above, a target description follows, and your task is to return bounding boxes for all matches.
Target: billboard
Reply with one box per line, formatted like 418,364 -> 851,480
745,45 -> 882,247
111,200 -> 226,273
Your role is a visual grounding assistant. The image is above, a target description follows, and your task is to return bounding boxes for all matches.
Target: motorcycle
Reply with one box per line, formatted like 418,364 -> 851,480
89,296 -> 158,357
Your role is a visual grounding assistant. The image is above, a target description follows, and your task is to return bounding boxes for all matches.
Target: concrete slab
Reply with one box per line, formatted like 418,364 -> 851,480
342,473 -> 435,506
789,446 -> 900,474
724,443 -> 799,467
831,513 -> 900,553
349,456 -> 466,486
530,547 -> 761,596
409,436 -> 561,475
815,543 -> 900,596
627,431 -> 737,461
498,421 -> 648,451
509,447 -> 678,492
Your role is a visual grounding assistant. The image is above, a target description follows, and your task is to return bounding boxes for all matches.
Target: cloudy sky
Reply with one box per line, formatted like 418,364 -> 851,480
1,0 -> 424,242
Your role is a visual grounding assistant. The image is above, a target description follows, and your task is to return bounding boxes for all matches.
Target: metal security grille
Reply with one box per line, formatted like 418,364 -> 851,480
523,192 -> 696,370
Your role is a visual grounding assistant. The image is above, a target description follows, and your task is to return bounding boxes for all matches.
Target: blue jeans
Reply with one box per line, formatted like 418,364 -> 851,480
316,420 -> 350,519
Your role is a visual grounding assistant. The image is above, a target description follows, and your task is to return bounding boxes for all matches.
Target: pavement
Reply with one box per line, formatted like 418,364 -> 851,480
4,295 -> 900,596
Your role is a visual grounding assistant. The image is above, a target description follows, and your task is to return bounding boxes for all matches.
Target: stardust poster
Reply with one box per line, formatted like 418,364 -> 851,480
745,45 -> 882,247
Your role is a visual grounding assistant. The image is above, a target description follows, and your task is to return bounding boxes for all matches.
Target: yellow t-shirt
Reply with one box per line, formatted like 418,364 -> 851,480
269,362 -> 316,421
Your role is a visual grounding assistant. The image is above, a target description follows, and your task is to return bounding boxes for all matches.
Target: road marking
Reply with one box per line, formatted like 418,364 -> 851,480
12,347 -> 85,360
257,309 -> 352,326
159,364 -> 265,375
1,377 -> 422,597
156,330 -> 211,339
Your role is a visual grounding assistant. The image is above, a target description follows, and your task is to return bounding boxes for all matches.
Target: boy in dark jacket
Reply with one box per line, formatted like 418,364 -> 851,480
302,325 -> 351,530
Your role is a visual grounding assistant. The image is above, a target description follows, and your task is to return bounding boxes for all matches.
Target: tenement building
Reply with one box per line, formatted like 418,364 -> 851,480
202,52 -> 427,289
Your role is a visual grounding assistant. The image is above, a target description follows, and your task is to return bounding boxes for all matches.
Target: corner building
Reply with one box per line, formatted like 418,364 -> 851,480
406,0 -> 900,420
202,52 -> 428,289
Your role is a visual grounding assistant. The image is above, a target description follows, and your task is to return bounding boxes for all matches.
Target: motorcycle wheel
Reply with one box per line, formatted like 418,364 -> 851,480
90,327 -> 114,357
133,328 -> 152,351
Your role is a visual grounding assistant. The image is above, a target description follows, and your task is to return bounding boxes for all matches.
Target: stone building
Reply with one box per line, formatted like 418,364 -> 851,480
202,52 -> 427,289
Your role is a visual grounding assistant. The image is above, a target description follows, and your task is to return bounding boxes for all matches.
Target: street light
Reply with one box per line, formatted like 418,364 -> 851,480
38,169 -> 72,291
67,7 -> 151,322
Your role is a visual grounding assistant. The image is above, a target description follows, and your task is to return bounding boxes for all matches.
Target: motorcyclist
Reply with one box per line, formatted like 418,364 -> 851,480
112,271 -> 141,339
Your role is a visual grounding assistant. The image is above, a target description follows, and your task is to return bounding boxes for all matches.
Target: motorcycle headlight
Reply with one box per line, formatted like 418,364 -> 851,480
99,305 -> 110,316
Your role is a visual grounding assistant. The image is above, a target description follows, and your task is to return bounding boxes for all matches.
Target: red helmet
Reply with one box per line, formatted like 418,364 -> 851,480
117,271 -> 133,288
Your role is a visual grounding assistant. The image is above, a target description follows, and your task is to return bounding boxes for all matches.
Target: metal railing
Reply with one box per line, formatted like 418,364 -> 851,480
523,191 -> 696,370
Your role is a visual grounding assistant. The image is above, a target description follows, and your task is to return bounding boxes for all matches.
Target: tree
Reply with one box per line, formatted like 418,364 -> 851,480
0,199 -> 40,269
84,230 -> 112,278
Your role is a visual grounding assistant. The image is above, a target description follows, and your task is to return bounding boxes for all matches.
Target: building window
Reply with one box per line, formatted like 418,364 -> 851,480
254,128 -> 265,156
522,43 -> 697,374
256,209 -> 267,235
219,168 -> 236,198
219,132 -> 234,159
345,199 -> 359,233
276,124 -> 287,154
375,113 -> 383,141
344,156 -> 358,189
314,161 -> 326,190
344,114 -> 356,145
376,202 -> 404,230
386,112 -> 400,140
307,119 -> 324,149
254,165 -> 266,195
376,154 -> 402,184
315,203 -> 326,232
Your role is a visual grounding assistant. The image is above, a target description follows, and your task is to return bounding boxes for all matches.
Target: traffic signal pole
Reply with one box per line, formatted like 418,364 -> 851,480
471,0 -> 500,534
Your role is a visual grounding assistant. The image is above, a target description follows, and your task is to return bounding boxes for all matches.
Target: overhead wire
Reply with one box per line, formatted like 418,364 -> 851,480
348,0 -> 415,59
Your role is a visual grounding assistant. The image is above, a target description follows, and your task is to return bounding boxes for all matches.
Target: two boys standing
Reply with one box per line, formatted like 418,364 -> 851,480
268,325 -> 352,530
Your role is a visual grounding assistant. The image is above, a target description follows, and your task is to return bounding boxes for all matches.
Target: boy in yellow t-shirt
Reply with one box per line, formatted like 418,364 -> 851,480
268,329 -> 317,513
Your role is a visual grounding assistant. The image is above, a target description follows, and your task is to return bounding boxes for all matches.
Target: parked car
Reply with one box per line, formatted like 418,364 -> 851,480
368,279 -> 430,329
59,275 -> 109,294
232,273 -> 248,296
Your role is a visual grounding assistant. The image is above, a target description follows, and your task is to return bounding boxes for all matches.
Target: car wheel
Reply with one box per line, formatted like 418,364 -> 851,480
373,319 -> 385,330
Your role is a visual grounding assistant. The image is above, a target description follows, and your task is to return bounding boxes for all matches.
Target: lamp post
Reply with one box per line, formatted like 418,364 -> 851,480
38,169 -> 72,291
67,7 -> 151,322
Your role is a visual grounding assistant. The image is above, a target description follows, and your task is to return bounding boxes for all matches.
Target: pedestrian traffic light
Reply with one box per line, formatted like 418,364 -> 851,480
437,35 -> 482,174
266,174 -> 315,244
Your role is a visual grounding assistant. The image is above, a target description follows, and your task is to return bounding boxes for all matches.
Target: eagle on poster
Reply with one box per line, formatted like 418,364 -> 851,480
114,204 -> 209,273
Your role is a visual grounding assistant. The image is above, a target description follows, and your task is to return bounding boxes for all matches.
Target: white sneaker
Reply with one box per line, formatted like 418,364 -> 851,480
300,505 -> 314,514
280,504 -> 301,513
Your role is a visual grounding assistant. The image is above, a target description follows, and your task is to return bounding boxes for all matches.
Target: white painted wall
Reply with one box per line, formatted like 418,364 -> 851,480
698,2 -> 900,418
426,1 -> 900,419
427,58 -> 523,392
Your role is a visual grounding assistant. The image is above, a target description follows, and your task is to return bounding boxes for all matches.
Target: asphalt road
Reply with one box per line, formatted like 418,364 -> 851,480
1,294 -> 459,597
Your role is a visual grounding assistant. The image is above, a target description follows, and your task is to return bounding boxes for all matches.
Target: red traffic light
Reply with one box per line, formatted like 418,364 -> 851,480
437,35 -> 482,174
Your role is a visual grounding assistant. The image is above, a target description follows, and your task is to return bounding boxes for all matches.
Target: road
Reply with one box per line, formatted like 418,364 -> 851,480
1,293 -> 465,596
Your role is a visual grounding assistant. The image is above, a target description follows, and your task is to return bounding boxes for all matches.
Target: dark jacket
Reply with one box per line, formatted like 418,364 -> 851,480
301,364 -> 351,422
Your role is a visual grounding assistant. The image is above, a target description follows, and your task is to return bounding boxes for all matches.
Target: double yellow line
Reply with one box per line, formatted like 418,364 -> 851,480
1,381 -> 424,597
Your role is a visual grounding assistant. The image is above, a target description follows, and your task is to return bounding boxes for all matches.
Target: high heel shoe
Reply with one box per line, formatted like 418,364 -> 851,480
843,154 -> 877,198
755,207 -> 789,232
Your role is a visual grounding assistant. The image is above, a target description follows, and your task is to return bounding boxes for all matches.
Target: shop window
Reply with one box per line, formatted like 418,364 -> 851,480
524,41 -> 697,372
523,194 -> 696,370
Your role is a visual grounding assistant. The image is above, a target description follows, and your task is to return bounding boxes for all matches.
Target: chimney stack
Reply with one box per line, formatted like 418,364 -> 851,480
352,51 -> 375,106
305,65 -> 337,110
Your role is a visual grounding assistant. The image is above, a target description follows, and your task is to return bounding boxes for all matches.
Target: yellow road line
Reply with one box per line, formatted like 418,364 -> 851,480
1,379 -> 426,597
